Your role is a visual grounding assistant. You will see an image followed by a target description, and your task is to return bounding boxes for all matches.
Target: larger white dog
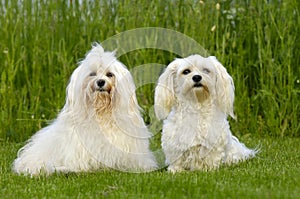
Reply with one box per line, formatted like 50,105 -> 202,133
13,43 -> 157,176
155,55 -> 257,173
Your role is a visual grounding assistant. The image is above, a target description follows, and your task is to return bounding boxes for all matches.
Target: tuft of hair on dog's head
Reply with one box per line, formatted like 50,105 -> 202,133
154,55 -> 235,120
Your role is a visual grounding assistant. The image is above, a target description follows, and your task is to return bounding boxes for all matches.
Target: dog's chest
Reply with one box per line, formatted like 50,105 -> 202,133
163,109 -> 212,149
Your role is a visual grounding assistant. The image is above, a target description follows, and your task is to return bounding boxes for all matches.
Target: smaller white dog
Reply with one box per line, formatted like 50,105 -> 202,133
13,43 -> 157,176
155,55 -> 257,173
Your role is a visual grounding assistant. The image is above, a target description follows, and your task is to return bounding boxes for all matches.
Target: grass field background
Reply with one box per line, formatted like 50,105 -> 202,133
0,0 -> 299,198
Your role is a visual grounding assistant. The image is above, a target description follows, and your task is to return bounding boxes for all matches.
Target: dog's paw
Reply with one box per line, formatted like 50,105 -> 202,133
167,165 -> 184,173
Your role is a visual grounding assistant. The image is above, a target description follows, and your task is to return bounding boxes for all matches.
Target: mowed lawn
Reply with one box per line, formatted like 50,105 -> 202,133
1,137 -> 299,198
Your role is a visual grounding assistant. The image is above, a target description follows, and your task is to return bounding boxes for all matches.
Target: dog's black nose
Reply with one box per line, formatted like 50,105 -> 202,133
192,75 -> 202,82
96,79 -> 105,87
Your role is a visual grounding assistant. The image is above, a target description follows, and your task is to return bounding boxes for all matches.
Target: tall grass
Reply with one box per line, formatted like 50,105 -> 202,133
0,0 -> 299,142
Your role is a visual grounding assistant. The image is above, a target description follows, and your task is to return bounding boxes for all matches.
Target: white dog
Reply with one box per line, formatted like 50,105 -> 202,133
155,55 -> 257,173
13,43 -> 157,176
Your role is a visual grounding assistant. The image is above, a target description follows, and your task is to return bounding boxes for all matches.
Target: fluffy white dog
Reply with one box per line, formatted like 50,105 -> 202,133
13,43 -> 157,176
155,55 -> 257,173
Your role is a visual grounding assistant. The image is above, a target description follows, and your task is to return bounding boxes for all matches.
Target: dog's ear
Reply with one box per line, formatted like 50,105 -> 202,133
209,56 -> 235,119
154,59 -> 179,120
111,64 -> 152,138
65,66 -> 80,108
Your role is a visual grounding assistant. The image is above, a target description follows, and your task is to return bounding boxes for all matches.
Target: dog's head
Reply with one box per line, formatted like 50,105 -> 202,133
65,43 -> 141,122
155,55 -> 235,120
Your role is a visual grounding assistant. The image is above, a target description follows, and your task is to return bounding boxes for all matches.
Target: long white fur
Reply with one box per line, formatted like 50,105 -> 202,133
155,55 -> 257,173
13,43 -> 157,176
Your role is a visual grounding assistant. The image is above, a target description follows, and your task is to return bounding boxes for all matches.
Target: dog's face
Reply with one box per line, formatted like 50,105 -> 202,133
174,55 -> 217,103
155,55 -> 235,120
79,50 -> 125,115
86,66 -> 117,114
65,44 -> 139,119
89,70 -> 115,94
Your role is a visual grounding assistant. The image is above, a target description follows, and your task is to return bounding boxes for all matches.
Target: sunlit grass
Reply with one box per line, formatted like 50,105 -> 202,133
1,137 -> 299,198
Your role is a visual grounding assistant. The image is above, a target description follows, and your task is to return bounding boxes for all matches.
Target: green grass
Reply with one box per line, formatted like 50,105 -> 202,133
1,137 -> 299,198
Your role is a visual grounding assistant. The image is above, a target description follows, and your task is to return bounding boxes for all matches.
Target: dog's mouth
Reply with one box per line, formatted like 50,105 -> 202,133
193,83 -> 203,88
96,88 -> 111,94
93,83 -> 112,94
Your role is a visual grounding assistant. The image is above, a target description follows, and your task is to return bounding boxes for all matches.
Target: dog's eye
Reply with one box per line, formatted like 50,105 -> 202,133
89,72 -> 97,76
182,69 -> 191,75
106,72 -> 114,78
203,68 -> 210,74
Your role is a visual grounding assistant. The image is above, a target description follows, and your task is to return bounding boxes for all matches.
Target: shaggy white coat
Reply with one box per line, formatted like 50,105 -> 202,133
13,43 -> 157,176
155,55 -> 257,173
